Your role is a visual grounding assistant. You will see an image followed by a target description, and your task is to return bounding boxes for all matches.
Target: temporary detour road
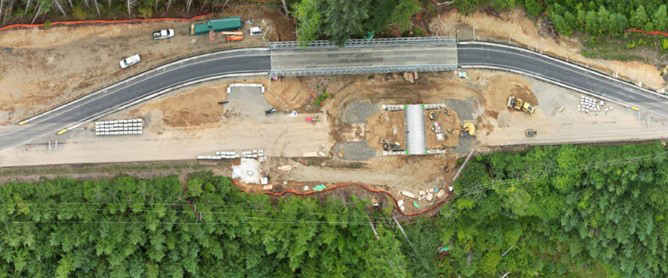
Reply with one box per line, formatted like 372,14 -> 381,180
2,39 -> 668,152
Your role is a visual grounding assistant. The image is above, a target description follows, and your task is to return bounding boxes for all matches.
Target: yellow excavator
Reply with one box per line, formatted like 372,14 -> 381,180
460,122 -> 476,137
507,96 -> 536,114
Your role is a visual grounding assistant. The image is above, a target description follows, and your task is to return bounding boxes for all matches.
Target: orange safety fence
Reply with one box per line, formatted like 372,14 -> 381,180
627,29 -> 668,37
231,180 -> 453,217
0,13 -> 212,31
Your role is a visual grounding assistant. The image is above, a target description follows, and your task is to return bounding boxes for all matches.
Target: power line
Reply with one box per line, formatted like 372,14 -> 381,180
453,150 -> 667,198
0,216 -> 392,226
0,148 -> 665,226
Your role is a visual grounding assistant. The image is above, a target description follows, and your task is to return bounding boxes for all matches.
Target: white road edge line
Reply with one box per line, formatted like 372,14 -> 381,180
23,53 -> 270,130
461,46 -> 661,102
458,41 -> 668,99
60,72 -> 270,133
460,65 -> 668,119
20,48 -> 270,125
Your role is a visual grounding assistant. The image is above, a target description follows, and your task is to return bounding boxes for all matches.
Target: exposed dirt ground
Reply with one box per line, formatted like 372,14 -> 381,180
263,154 -> 457,214
366,111 -> 406,150
0,5 -> 294,125
265,77 -> 312,112
135,86 -> 227,128
484,74 -> 538,114
4,71 -> 667,214
424,109 -> 460,149
430,9 -> 666,90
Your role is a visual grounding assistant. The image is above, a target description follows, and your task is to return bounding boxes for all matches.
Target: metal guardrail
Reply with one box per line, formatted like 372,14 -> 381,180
272,64 -> 458,76
458,40 -> 667,98
270,36 -> 457,49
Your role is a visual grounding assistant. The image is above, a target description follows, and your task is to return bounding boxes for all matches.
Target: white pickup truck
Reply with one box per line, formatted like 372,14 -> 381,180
152,29 -> 175,40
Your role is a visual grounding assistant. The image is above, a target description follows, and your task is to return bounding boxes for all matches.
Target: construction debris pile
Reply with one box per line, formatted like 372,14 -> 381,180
397,186 -> 452,212
94,119 -> 144,136
578,95 -> 609,113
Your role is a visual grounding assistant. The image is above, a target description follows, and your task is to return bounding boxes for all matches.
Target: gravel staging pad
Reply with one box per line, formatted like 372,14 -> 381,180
446,97 -> 480,121
342,100 -> 379,124
333,141 -> 377,160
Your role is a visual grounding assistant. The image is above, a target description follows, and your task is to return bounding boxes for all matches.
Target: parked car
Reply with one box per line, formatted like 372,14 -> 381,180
119,54 -> 141,69
265,108 -> 277,116
153,29 -> 175,40
525,129 -> 537,137
249,27 -> 262,35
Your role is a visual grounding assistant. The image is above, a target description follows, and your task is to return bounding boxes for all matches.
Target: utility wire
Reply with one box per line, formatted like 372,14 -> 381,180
0,149 -> 665,226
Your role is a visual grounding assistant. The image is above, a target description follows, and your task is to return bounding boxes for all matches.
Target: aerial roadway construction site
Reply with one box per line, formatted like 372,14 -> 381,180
2,13 -> 668,215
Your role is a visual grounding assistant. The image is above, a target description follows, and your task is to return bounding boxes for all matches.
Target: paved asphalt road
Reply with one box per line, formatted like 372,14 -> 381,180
0,48 -> 270,151
458,42 -> 668,118
2,40 -> 668,152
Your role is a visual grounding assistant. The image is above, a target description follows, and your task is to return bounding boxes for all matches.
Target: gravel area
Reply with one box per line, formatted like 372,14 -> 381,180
452,136 -> 475,155
342,100 -> 379,124
497,109 -> 511,127
333,141 -> 377,160
446,97 -> 481,121
226,87 -> 273,121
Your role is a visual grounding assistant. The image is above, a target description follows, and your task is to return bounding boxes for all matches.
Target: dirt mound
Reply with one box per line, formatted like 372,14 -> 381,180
484,75 -> 538,113
134,86 -> 224,128
265,78 -> 311,111
260,8 -> 296,41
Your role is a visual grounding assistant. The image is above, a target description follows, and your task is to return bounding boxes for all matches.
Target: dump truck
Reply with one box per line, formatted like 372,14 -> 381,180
507,96 -> 536,114
190,17 -> 242,35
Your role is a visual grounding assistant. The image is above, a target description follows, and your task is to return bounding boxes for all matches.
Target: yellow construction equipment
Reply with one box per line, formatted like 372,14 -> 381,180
461,122 -> 476,136
507,96 -> 535,114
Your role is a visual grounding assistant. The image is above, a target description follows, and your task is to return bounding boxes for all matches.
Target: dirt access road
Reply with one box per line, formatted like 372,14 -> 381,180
0,79 -> 331,167
0,5 -> 294,125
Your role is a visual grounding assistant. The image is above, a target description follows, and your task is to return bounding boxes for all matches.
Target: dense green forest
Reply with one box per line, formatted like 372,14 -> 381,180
407,142 -> 668,277
0,0 -> 219,25
2,142 -> 668,277
292,0 -> 421,45
0,173 -> 407,277
456,0 -> 668,37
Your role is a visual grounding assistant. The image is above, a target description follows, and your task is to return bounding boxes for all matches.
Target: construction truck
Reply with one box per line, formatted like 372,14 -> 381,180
225,34 -> 244,42
190,17 -> 242,35
507,96 -> 536,114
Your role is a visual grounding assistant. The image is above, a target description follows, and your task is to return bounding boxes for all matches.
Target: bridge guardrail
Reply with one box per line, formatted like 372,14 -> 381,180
270,36 -> 457,49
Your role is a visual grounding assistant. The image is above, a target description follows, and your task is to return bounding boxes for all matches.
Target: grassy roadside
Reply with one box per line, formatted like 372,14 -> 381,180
580,33 -> 667,65
581,37 -> 651,63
